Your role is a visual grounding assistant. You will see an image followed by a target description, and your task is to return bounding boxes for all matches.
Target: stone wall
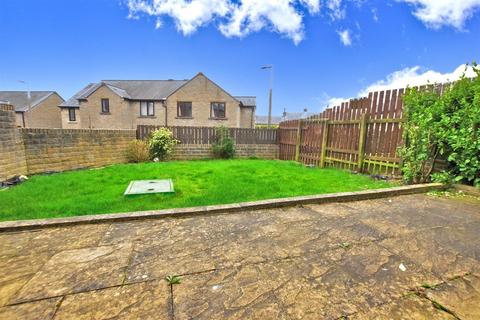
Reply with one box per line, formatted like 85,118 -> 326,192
1,103 -> 136,180
0,104 -> 27,181
1,103 -> 277,180
171,144 -> 279,160
21,128 -> 136,174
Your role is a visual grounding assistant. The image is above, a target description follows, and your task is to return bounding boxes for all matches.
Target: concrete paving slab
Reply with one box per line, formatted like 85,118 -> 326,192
54,280 -> 170,320
425,273 -> 480,320
0,194 -> 479,319
0,297 -> 61,320
12,243 -> 132,303
350,294 -> 457,319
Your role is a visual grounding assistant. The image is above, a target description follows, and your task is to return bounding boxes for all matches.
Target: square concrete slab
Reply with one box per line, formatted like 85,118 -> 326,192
124,179 -> 174,195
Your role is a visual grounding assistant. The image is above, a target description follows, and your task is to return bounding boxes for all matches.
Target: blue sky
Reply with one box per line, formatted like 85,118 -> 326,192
1,0 -> 479,116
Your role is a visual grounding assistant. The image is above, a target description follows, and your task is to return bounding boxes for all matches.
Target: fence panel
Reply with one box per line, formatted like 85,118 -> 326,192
137,125 -> 277,145
277,90 -> 405,176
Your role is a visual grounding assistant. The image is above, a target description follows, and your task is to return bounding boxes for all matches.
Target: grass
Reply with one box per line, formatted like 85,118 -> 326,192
0,159 -> 392,221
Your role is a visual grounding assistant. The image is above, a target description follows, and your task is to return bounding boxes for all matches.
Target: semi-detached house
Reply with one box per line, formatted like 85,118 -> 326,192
59,73 -> 256,129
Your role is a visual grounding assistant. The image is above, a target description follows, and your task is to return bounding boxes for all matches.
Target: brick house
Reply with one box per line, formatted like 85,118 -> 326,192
0,91 -> 64,128
59,73 -> 256,129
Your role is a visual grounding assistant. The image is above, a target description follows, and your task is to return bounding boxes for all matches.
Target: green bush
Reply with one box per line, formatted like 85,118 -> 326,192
431,171 -> 454,186
148,128 -> 179,161
400,63 -> 480,187
212,126 -> 235,159
126,140 -> 150,163
399,87 -> 442,184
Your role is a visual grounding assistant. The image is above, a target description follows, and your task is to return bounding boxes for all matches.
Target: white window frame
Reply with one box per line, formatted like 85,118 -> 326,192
140,101 -> 155,117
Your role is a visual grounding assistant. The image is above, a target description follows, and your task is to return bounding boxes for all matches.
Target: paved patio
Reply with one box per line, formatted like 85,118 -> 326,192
0,194 -> 479,319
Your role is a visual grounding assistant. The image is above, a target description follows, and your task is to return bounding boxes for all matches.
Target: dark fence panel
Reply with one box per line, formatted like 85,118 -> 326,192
137,125 -> 277,145
278,91 -> 406,176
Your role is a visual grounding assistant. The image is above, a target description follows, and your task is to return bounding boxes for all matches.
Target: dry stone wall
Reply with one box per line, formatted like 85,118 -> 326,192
0,103 -> 135,180
21,128 -> 135,174
171,144 -> 278,160
0,104 -> 28,181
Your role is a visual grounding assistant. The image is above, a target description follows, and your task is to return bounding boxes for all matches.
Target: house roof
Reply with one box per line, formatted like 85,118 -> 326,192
235,96 -> 256,107
60,80 -> 189,107
102,80 -> 187,100
256,111 -> 316,124
255,115 -> 283,125
61,74 -> 254,108
0,91 -> 61,112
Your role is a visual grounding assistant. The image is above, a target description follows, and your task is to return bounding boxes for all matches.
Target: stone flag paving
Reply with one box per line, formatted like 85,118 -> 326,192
0,194 -> 479,319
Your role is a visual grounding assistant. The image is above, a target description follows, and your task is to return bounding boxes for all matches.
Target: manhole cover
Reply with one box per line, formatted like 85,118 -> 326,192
124,179 -> 174,195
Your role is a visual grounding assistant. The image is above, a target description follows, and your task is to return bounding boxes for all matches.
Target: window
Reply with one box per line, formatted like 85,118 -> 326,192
140,101 -> 155,116
68,108 -> 76,122
211,102 -> 226,119
101,99 -> 110,113
177,102 -> 192,118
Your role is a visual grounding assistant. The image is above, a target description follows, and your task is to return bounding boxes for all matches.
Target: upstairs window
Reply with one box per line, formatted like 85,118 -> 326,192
101,99 -> 110,113
140,101 -> 155,116
211,102 -> 226,119
68,108 -> 76,122
177,101 -> 192,118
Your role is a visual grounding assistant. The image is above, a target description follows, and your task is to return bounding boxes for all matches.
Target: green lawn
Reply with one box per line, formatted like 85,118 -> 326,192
0,159 -> 392,221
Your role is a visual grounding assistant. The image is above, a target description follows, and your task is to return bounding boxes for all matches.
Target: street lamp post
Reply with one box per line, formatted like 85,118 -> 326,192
261,65 -> 273,128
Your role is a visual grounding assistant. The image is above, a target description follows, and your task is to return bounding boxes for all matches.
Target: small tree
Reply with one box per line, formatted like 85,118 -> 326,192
148,128 -> 179,160
126,140 -> 150,163
212,126 -> 235,159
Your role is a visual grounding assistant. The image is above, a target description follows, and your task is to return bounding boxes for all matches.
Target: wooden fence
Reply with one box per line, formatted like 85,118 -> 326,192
137,125 -> 277,145
278,89 -> 406,176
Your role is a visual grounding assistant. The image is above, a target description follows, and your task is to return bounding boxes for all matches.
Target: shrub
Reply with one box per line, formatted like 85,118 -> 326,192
212,126 -> 235,159
431,171 -> 454,186
400,63 -> 480,187
148,128 -> 179,161
399,87 -> 442,184
126,140 -> 150,163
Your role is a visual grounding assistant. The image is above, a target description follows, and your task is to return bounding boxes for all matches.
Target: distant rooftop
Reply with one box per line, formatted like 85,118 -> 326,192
60,80 -> 188,107
0,91 -> 60,112
256,110 -> 315,124
235,96 -> 256,107
61,76 -> 256,108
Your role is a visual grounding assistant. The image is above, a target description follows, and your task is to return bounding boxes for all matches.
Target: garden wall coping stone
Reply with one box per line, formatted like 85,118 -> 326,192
0,183 -> 445,232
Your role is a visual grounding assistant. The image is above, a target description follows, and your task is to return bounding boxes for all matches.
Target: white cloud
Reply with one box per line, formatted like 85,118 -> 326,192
324,64 -> 477,107
127,0 -> 322,44
337,29 -> 352,46
372,8 -> 378,22
358,64 -> 477,96
314,92 -> 348,109
398,0 -> 480,29
325,0 -> 345,20
127,0 -> 231,35
218,1 -> 307,45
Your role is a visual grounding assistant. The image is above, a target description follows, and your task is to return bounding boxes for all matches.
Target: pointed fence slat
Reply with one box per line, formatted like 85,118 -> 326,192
277,87 -> 411,177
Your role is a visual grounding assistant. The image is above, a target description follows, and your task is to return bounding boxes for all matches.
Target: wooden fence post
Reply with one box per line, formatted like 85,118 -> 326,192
357,113 -> 368,172
294,120 -> 303,162
319,120 -> 329,168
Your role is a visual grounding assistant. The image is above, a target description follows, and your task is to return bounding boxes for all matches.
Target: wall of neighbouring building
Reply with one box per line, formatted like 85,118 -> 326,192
166,73 -> 247,128
23,93 -> 64,128
171,144 -> 279,160
0,104 -> 28,181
